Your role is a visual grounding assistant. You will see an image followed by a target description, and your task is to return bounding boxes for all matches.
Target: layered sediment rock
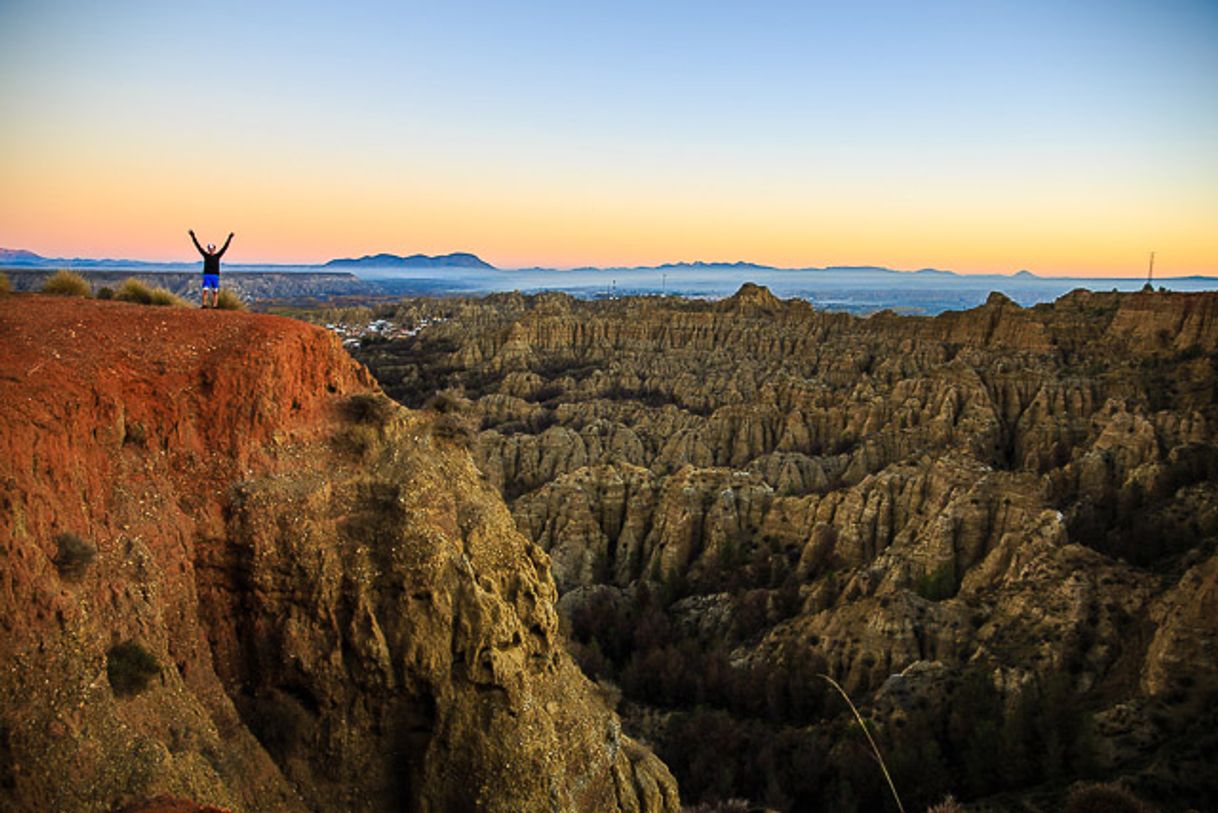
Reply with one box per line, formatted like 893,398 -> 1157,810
0,296 -> 677,813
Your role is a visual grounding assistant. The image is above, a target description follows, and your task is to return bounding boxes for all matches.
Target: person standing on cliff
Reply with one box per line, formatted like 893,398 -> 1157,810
189,230 -> 234,308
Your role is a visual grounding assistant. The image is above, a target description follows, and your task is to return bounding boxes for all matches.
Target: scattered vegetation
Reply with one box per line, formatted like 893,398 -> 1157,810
565,574 -> 1101,811
41,270 -> 91,297
342,393 -> 395,426
114,278 -> 188,307
426,392 -> 477,446
0,272 -> 10,296
106,641 -> 161,697
51,532 -> 96,581
95,286 -> 114,300
214,288 -> 247,310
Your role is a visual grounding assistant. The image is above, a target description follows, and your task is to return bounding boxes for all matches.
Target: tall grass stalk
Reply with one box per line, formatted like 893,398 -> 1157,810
819,673 -> 906,813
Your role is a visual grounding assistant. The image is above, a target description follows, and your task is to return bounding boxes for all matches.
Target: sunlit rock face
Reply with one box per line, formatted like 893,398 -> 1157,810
0,295 -> 678,813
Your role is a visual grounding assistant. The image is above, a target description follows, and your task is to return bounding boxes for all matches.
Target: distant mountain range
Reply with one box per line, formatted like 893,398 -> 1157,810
5,247 -> 1212,283
323,252 -> 495,270
0,247 -> 498,271
0,247 -> 191,270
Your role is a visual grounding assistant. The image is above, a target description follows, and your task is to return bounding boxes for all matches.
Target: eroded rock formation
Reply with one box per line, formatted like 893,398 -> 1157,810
0,296 -> 677,813
350,285 -> 1218,808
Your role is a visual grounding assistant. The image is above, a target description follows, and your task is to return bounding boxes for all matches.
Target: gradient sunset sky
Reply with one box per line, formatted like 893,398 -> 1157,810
2,1 -> 1215,276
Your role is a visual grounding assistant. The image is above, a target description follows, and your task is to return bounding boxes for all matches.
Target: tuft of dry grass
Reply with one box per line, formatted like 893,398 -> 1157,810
0,272 -> 11,295
42,270 -> 91,297
115,278 -> 188,307
820,673 -> 906,813
926,795 -> 964,813
214,288 -> 247,310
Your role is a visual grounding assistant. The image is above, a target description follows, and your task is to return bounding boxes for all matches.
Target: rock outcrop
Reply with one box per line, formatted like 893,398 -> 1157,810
0,295 -> 678,812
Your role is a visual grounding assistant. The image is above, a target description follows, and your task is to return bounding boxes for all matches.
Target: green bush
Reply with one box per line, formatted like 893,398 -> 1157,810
0,272 -> 10,295
106,641 -> 160,697
41,270 -> 91,297
214,289 -> 247,310
915,562 -> 958,601
52,532 -> 96,581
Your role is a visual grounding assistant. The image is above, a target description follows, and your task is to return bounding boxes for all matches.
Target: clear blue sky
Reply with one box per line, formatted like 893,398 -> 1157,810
2,0 -> 1216,274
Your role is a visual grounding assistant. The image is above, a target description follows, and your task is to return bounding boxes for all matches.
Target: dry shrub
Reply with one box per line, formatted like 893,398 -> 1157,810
148,287 -> 189,307
332,425 -> 378,459
115,278 -> 187,307
343,393 -> 395,426
1064,782 -> 1157,813
432,412 -> 477,446
214,288 -> 247,310
42,270 -> 91,297
424,391 -> 476,445
106,641 -> 160,697
0,273 -> 10,296
423,390 -> 468,415
96,286 -> 114,300
52,532 -> 96,581
926,795 -> 965,813
115,278 -> 156,304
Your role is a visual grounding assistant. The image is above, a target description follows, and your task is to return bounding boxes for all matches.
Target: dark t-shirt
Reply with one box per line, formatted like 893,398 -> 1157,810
193,235 -> 231,275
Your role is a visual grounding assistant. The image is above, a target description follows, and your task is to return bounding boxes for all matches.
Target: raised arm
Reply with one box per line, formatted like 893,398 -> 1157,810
216,232 -> 234,258
189,230 -> 205,256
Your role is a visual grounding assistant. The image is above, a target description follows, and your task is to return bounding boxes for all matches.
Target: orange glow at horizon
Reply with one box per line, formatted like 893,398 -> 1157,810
4,154 -> 1214,277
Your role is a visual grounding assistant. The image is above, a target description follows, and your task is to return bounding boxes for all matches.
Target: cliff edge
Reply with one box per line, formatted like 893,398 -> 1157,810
0,295 -> 678,812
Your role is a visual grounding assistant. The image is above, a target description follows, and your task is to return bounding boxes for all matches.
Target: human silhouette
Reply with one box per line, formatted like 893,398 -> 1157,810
189,230 -> 234,308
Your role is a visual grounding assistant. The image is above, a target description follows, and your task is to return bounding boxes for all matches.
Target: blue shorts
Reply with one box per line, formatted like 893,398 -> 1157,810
202,274 -> 220,290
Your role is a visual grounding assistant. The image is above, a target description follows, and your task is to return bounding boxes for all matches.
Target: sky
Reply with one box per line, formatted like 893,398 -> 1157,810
1,1 -> 1216,276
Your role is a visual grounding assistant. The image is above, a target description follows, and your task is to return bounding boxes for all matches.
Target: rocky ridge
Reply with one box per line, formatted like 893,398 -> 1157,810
0,295 -> 678,812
